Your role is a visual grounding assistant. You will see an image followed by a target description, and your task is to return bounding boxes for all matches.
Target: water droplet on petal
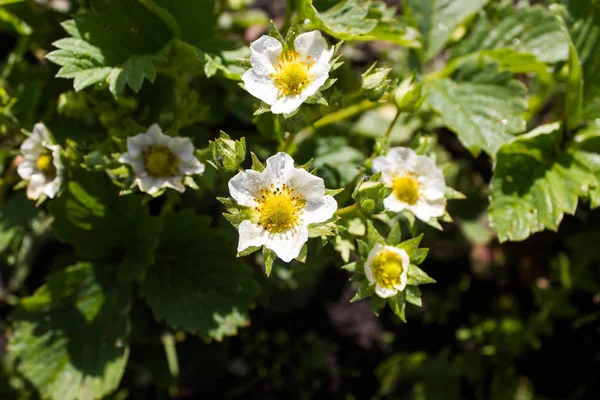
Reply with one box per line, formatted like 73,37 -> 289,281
512,38 -> 521,46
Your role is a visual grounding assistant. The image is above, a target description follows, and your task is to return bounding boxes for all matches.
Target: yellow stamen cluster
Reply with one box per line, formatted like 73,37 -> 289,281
270,50 -> 315,96
392,174 -> 420,205
36,153 -> 56,178
371,250 -> 405,289
143,146 -> 179,177
255,183 -> 305,233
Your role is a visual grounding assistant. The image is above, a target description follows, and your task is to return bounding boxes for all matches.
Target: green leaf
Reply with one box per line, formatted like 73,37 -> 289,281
407,264 -> 436,286
299,0 -> 377,40
153,0 -> 217,49
48,171 -> 161,282
451,4 -> 570,67
139,211 -> 259,341
565,0 -> 600,122
405,0 -> 489,60
250,152 -> 265,172
489,123 -> 600,242
405,285 -> 422,307
46,0 -> 172,96
425,61 -> 527,156
566,41 -> 583,130
8,263 -> 131,400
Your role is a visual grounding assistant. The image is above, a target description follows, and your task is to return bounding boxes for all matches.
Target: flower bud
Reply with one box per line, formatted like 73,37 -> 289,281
209,131 -> 246,172
393,77 -> 425,112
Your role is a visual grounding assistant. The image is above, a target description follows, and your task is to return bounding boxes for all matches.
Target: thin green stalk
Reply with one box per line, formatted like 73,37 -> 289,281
335,204 -> 357,216
161,333 -> 180,379
383,108 -> 401,140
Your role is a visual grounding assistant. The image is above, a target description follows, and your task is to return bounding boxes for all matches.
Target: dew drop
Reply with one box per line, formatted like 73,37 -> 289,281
304,18 -> 310,25
437,22 -> 447,31
115,339 -> 125,348
501,119 -> 508,126
512,38 -> 521,46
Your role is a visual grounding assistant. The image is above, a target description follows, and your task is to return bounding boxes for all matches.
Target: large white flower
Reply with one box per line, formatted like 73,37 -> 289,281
119,124 -> 205,195
372,147 -> 446,222
364,244 -> 409,299
242,30 -> 334,115
228,152 -> 337,262
17,123 -> 62,200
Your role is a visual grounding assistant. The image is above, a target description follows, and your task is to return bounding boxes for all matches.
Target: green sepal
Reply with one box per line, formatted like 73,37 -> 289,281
208,131 -> 246,172
387,223 -> 402,246
285,20 -> 304,50
350,280 -> 374,302
371,295 -> 387,316
357,239 -> 370,259
250,152 -> 265,172
366,220 -> 385,247
325,188 -> 345,196
263,247 -> 276,276
237,246 -> 261,257
268,20 -> 285,44
388,293 -> 407,322
396,234 -> 423,258
405,285 -> 422,307
407,264 -> 436,286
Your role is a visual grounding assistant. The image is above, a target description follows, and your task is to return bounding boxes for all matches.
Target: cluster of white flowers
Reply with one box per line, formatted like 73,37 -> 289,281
15,29 -> 450,291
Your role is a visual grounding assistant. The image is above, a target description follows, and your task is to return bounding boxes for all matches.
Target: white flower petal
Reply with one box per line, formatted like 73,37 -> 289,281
20,136 -> 44,159
237,220 -> 267,253
287,167 -> 325,200
137,176 -> 163,195
302,69 -> 330,98
33,122 -> 52,145
242,69 -> 280,105
271,93 -> 308,114
26,174 -> 47,200
178,158 -> 205,176
264,152 -> 295,185
264,225 -> 309,263
126,133 -> 152,157
409,197 -> 446,222
375,284 -> 397,299
294,31 -> 329,64
42,176 -> 61,199
168,137 -> 195,159
303,195 -> 337,225
383,195 -> 407,213
147,124 -> 169,147
17,160 -> 36,180
249,35 -> 282,76
163,176 -> 185,193
228,169 -> 264,207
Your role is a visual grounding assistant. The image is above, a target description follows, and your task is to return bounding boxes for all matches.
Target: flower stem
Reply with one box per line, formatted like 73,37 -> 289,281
335,203 -> 357,216
383,108 -> 401,140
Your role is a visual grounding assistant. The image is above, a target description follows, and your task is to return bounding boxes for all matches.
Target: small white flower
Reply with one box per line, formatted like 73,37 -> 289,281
242,31 -> 334,115
364,244 -> 409,298
17,123 -> 62,200
119,124 -> 205,195
372,147 -> 446,222
228,152 -> 337,262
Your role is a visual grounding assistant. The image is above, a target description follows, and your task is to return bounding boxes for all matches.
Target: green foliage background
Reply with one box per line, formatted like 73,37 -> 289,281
1,0 -> 600,399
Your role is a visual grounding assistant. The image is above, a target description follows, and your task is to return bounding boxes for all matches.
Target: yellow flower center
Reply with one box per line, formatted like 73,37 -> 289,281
371,250 -> 405,289
392,174 -> 420,205
255,183 -> 305,233
143,146 -> 179,177
270,50 -> 315,97
36,153 -> 56,178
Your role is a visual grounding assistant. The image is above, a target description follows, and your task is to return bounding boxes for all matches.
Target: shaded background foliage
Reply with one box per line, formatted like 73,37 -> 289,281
0,0 -> 600,399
